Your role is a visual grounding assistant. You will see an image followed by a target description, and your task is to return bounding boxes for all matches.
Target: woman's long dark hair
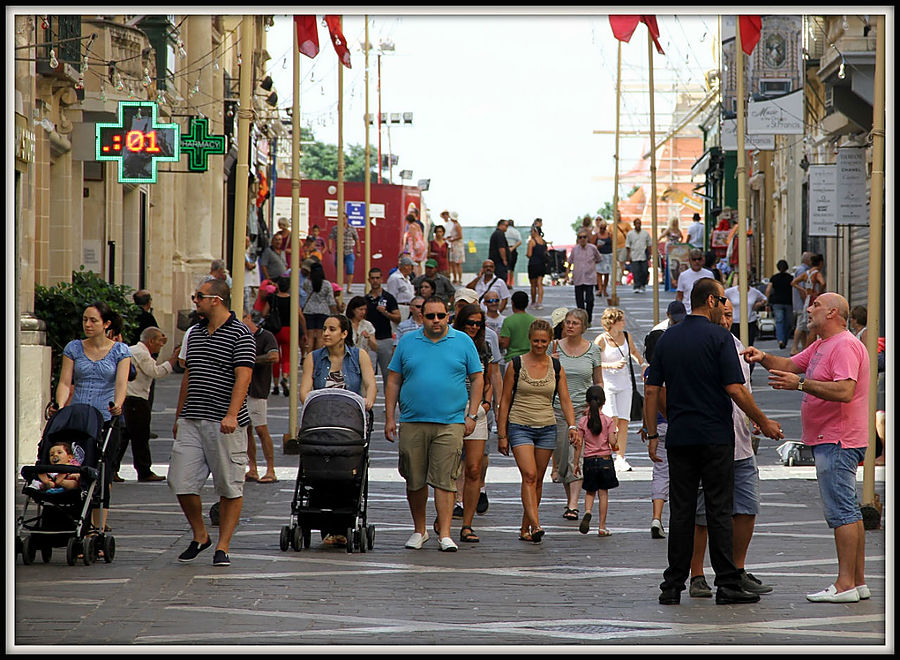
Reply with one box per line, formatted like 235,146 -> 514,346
326,314 -> 354,347
309,261 -> 325,293
88,301 -> 122,338
585,385 -> 606,436
453,303 -> 486,354
346,295 -> 368,320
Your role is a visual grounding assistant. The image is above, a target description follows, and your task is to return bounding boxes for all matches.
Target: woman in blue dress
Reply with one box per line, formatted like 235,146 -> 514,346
53,301 -> 131,532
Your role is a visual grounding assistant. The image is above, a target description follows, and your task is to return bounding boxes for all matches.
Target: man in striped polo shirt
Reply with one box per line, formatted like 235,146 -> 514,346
169,278 -> 256,567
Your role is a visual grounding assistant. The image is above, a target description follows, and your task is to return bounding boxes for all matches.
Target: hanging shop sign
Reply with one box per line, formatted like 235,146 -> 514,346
808,164 -> 837,237
95,101 -> 180,184
180,116 -> 227,172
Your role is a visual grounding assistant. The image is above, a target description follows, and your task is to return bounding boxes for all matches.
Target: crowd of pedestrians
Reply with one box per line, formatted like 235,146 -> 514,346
39,214 -> 876,609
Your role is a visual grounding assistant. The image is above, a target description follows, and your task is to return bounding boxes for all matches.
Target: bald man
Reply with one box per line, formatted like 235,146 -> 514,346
743,292 -> 871,603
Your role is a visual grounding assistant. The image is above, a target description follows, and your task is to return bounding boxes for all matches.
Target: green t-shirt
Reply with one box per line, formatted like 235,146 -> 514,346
499,312 -> 537,360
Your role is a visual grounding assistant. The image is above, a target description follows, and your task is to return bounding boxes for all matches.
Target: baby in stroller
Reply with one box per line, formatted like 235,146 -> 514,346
33,442 -> 82,494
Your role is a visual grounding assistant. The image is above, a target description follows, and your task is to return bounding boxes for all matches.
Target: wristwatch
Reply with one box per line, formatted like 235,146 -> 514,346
797,375 -> 806,392
646,432 -> 660,440
466,412 -> 478,422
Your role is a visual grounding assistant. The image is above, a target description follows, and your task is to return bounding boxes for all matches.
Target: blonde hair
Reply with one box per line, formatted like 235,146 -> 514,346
528,318 -> 553,338
600,306 -> 625,330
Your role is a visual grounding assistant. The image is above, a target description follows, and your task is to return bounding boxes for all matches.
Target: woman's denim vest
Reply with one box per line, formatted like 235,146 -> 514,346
311,345 -> 363,395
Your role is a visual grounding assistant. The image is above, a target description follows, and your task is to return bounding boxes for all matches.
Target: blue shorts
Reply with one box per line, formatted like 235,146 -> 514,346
812,442 -> 865,528
696,455 -> 759,524
508,423 -> 557,450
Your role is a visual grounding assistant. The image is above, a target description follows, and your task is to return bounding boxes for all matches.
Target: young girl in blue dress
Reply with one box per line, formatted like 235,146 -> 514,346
574,385 -> 619,536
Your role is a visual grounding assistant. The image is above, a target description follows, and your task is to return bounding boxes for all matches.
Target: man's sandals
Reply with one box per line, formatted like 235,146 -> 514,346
459,526 -> 480,543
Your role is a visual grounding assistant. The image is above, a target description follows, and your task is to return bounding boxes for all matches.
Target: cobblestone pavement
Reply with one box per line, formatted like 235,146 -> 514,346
12,281 -> 891,651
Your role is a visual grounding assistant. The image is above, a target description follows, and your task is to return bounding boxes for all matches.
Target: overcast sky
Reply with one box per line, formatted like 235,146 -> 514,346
264,12 -> 718,243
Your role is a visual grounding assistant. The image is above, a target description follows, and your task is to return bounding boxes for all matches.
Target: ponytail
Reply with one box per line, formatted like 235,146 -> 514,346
585,385 -> 606,436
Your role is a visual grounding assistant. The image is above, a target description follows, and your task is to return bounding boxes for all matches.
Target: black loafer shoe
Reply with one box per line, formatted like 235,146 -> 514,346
178,537 -> 212,562
716,586 -> 761,605
659,588 -> 681,605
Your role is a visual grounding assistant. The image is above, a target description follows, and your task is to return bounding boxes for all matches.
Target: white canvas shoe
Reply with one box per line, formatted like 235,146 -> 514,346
438,537 -> 458,552
856,584 -> 871,600
806,584 -> 860,603
404,531 -> 430,549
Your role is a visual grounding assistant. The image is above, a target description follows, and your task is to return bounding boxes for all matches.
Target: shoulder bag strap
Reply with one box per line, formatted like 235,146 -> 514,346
479,275 -> 500,302
623,332 -> 638,392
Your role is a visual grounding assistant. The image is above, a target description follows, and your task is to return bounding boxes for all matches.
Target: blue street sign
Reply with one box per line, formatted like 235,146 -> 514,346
346,201 -> 366,227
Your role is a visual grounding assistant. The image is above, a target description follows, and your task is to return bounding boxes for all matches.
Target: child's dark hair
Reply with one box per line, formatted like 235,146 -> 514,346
585,385 -> 606,436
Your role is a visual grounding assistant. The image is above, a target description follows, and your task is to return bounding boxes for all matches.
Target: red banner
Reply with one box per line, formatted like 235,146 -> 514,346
294,15 -> 319,59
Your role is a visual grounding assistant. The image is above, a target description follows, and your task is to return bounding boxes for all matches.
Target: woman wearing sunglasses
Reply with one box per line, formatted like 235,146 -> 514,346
498,319 -> 577,543
450,304 -> 497,543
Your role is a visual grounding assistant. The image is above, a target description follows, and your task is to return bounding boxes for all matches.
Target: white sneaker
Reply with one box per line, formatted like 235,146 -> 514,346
806,584 -> 860,603
650,518 -> 666,539
438,536 -> 458,552
856,584 -> 871,600
405,531 -> 430,549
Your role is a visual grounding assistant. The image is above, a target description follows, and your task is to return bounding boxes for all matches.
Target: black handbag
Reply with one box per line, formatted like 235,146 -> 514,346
262,294 -> 283,334
618,331 -> 644,422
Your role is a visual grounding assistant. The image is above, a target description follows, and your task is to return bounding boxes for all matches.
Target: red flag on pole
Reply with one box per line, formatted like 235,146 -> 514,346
609,15 -> 665,54
325,15 -> 352,68
739,16 -> 762,56
294,15 -> 319,59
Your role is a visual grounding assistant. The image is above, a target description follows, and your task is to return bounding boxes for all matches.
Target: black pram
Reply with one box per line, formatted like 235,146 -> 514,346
17,404 -> 119,566
546,248 -> 569,285
280,389 -> 374,554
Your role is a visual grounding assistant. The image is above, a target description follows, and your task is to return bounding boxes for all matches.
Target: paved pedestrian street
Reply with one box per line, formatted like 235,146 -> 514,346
12,284 -> 890,651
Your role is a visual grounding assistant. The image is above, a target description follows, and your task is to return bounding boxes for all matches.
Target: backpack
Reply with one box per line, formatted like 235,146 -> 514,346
510,355 -> 562,405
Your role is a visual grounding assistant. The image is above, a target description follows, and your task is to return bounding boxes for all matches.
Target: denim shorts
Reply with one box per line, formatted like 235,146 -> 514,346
812,442 -> 865,528
696,455 -> 759,524
508,423 -> 557,450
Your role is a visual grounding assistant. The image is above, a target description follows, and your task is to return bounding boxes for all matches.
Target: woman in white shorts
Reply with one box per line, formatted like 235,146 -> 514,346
593,307 -> 645,471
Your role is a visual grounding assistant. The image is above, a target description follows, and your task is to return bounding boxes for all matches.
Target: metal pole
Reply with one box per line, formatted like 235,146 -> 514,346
735,20 -> 749,346
230,16 -> 255,316
364,17 -> 372,292
377,53 -> 382,184
337,59 -> 345,289
647,31 -> 660,325
610,40 -> 622,307
861,13 -> 885,510
288,20 -> 301,442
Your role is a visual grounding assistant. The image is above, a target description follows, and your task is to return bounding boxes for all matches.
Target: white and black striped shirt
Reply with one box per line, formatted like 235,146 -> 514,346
181,312 -> 256,426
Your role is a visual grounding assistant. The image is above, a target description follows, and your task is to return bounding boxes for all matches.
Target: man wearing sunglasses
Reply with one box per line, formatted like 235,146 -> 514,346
675,248 -> 714,313
170,278 -> 256,568
385,297 -> 484,553
645,277 -> 783,605
466,259 -> 510,313
396,296 -> 425,343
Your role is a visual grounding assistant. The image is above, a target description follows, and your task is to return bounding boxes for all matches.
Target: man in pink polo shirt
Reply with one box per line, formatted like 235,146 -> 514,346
743,292 -> 870,604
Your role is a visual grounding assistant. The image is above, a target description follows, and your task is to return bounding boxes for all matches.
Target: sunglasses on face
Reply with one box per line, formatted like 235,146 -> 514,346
424,312 -> 448,320
691,257 -> 703,261
192,292 -> 224,302
484,298 -> 500,303
464,319 -> 485,328
712,295 -> 727,306
411,304 -> 423,309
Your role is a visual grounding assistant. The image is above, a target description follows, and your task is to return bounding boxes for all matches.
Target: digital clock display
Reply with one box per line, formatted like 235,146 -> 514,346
96,102 -> 180,184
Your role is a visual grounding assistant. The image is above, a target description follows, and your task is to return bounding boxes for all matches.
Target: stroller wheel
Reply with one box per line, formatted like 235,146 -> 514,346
103,535 -> 115,563
280,525 -> 290,552
303,528 -> 311,549
66,537 -> 79,566
367,524 -> 375,550
82,537 -> 95,566
16,536 -> 23,556
346,527 -> 354,554
41,543 -> 53,564
291,526 -> 302,552
21,536 -> 36,565
356,527 -> 366,554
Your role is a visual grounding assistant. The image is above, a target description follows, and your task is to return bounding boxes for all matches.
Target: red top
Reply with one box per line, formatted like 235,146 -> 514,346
430,239 -> 449,272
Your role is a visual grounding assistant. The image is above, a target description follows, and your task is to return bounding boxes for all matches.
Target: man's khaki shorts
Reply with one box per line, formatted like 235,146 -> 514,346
168,418 -> 247,499
398,422 -> 464,492
247,396 -> 268,428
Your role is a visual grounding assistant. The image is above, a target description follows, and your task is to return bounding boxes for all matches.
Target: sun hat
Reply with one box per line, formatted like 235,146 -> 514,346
453,288 -> 479,305
551,307 -> 569,328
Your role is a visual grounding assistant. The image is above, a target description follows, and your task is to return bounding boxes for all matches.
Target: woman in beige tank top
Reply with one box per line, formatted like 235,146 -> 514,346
498,319 -> 577,543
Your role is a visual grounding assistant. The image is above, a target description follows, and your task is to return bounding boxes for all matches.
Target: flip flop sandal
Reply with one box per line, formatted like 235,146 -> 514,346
597,528 -> 612,537
257,475 -> 278,483
530,528 -> 545,543
460,526 -> 480,543
244,474 -> 259,482
518,531 -> 533,542
563,508 -> 579,520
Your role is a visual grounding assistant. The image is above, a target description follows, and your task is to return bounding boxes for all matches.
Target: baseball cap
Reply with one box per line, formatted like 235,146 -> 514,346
424,258 -> 438,268
667,300 -> 687,323
453,288 -> 479,305
399,256 -> 415,267
551,307 -> 569,328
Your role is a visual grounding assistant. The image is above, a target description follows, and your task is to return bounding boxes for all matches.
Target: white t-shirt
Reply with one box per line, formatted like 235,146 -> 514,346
244,249 -> 260,288
625,229 -> 652,261
385,270 -> 416,304
686,221 -> 704,247
730,333 -> 754,461
473,276 -> 510,306
505,226 -> 522,251
676,267 -> 714,313
724,285 -> 767,324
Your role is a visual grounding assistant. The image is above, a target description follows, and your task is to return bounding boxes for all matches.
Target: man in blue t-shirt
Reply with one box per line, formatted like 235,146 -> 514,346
645,277 -> 782,605
385,296 -> 483,553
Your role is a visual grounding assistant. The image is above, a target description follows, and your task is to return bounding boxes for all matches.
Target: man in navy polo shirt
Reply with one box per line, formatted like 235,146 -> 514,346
384,296 -> 484,553
645,277 -> 783,605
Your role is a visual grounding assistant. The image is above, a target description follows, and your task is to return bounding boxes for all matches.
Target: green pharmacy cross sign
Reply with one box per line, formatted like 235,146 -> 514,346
180,116 -> 227,172
96,101 -> 180,184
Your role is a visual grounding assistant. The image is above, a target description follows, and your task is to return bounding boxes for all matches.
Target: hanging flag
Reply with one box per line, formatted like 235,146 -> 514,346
294,15 -> 319,59
739,16 -> 762,56
325,15 -> 352,68
609,15 -> 665,55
